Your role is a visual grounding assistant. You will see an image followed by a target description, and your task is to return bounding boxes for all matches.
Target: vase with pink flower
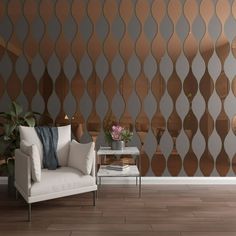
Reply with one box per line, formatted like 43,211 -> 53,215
104,123 -> 133,150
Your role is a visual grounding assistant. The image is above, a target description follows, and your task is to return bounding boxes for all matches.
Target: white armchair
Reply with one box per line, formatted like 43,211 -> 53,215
15,125 -> 97,221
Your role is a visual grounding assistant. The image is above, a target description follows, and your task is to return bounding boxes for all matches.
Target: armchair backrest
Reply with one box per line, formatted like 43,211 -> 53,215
19,125 -> 71,167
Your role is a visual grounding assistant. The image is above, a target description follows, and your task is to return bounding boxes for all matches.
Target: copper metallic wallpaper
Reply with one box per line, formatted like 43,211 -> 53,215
1,0 -> 236,176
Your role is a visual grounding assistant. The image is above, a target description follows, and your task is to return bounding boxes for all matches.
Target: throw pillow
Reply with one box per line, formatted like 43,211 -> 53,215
20,140 -> 41,182
57,125 -> 71,166
68,140 -> 95,175
19,126 -> 43,165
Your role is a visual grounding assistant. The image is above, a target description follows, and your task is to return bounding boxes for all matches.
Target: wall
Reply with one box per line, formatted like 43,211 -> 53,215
1,0 -> 236,176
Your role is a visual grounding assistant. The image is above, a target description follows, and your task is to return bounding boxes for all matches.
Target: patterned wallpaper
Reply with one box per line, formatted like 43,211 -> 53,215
1,0 -> 236,176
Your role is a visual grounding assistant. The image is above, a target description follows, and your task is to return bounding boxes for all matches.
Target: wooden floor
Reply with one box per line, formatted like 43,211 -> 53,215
1,184 -> 236,235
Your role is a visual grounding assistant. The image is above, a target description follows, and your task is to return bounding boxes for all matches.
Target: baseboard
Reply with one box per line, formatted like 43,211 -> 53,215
1,176 -> 236,185
99,177 -> 236,185
0,177 -> 7,185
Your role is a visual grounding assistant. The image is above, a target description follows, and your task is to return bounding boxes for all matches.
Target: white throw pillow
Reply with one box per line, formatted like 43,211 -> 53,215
20,140 -> 41,182
19,125 -> 71,167
19,126 -> 43,165
68,140 -> 95,175
57,125 -> 71,166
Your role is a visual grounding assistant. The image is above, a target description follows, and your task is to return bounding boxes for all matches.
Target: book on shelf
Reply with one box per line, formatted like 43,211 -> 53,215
99,146 -> 111,150
106,161 -> 130,171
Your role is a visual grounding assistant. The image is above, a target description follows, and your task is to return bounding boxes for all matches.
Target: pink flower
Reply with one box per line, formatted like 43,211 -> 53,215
110,125 -> 124,141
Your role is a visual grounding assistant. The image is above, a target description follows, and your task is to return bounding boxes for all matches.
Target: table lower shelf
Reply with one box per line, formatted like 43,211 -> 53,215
97,165 -> 140,177
96,165 -> 141,198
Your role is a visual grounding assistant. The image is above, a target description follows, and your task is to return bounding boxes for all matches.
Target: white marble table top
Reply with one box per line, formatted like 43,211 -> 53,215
97,146 -> 140,156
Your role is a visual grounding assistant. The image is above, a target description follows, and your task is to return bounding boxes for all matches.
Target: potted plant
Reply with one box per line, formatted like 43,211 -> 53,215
104,123 -> 133,150
0,102 -> 39,193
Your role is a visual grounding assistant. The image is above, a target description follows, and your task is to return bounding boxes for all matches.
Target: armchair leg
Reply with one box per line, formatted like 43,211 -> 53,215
28,203 -> 31,222
93,191 -> 96,206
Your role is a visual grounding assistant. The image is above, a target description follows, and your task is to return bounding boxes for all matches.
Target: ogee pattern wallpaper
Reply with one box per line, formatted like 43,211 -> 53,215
1,0 -> 236,176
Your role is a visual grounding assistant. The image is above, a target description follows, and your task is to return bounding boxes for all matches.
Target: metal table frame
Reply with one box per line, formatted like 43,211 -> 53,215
96,147 -> 141,198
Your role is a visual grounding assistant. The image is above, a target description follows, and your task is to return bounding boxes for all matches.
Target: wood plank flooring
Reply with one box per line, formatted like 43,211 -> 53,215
1,184 -> 236,235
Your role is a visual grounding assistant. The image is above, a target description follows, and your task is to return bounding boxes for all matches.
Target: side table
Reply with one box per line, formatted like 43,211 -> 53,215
96,147 -> 141,197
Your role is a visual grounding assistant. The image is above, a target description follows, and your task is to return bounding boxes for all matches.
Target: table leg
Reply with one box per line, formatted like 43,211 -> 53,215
139,174 -> 141,198
139,155 -> 141,198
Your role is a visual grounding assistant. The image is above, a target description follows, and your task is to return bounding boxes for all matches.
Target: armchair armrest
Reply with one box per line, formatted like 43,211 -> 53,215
15,149 -> 31,200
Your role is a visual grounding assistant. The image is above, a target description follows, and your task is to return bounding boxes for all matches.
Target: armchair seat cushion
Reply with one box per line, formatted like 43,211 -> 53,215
29,167 -> 95,197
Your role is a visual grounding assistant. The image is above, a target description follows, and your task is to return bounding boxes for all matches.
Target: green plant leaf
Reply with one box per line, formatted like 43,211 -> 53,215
9,110 -> 17,118
24,111 -> 33,118
11,101 -> 23,116
0,112 -> 11,119
24,117 -> 35,127
0,101 -> 40,160
3,124 -> 11,137
104,130 -> 112,145
4,123 -> 16,137
121,129 -> 133,143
